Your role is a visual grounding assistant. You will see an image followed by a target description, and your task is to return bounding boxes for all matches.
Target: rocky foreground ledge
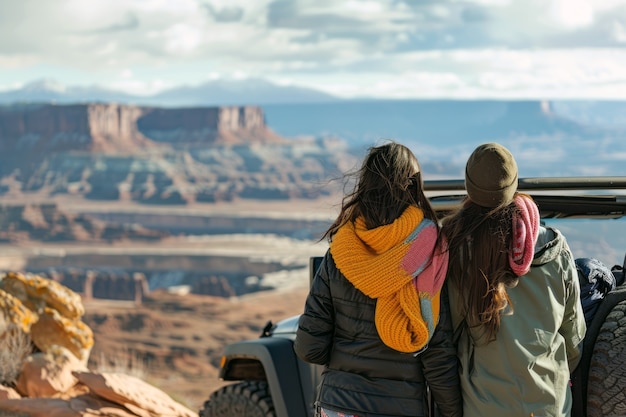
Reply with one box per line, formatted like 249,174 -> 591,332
0,370 -> 197,417
0,271 -> 197,417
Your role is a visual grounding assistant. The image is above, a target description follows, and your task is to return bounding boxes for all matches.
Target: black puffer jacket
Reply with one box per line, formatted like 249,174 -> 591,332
294,250 -> 462,417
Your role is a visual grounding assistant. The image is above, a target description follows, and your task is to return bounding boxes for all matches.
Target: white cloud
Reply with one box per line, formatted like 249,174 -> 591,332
161,23 -> 204,55
297,47 -> 626,99
2,0 -> 626,98
0,54 -> 38,69
120,69 -> 134,79
612,21 -> 626,42
548,0 -> 594,29
340,1 -> 386,14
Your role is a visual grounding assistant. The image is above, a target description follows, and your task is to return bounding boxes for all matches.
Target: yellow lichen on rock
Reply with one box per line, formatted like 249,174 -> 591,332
0,288 -> 38,334
1,271 -> 93,365
30,307 -> 94,365
1,271 -> 85,319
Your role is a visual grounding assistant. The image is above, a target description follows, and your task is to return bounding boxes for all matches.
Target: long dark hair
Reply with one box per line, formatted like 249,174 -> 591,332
442,197 -> 522,343
323,141 -> 438,241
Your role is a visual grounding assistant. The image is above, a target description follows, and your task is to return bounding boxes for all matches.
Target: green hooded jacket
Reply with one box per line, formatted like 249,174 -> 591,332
449,226 -> 586,417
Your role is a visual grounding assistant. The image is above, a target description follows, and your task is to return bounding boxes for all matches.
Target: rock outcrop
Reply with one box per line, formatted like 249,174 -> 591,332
16,346 -> 87,398
0,289 -> 37,334
136,105 -> 276,145
0,271 -> 93,364
0,103 -> 279,157
0,271 -> 197,416
1,368 -> 198,417
0,103 -> 356,204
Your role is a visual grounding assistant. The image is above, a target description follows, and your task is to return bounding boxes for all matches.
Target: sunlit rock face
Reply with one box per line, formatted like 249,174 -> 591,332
0,272 -> 198,417
0,271 -> 93,364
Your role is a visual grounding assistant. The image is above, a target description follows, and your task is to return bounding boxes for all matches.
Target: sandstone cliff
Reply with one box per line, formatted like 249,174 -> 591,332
0,103 -> 279,157
136,105 -> 279,145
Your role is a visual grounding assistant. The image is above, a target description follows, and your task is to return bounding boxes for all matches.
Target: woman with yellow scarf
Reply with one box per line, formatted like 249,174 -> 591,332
294,141 -> 462,417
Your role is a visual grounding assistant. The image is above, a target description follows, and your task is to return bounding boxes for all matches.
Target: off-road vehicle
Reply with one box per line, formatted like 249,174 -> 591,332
199,176 -> 626,417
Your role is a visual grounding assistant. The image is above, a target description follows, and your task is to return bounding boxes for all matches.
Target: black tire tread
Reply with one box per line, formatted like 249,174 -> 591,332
199,381 -> 276,417
586,300 -> 626,417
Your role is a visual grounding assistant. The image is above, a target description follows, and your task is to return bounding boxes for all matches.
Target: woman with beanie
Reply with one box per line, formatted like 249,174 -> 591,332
294,141 -> 462,417
443,142 -> 586,417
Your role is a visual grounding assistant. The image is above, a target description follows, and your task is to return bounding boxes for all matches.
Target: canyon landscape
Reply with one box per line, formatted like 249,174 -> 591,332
0,102 -> 351,299
4,98 -> 626,414
3,2 -> 626,413
0,102 -> 349,413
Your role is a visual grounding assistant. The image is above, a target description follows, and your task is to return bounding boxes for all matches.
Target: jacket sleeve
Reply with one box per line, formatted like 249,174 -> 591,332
558,241 -> 587,371
294,250 -> 335,365
420,282 -> 463,417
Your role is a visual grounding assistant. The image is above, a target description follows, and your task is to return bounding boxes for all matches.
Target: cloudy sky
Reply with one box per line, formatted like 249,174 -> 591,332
2,0 -> 626,99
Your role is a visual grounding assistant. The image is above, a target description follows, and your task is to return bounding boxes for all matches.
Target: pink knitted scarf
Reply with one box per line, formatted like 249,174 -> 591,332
509,195 -> 540,276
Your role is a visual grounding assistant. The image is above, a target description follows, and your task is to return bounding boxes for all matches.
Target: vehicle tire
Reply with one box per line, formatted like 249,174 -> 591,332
586,299 -> 626,417
199,381 -> 276,417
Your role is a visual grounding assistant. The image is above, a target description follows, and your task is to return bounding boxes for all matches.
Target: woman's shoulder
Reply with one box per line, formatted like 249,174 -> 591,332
533,225 -> 573,264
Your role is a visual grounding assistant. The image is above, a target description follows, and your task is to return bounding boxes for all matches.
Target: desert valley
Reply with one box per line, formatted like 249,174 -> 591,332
0,102 -> 350,413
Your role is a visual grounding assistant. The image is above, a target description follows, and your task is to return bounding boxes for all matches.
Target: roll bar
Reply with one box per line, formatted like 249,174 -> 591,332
424,176 -> 626,219
424,177 -> 626,192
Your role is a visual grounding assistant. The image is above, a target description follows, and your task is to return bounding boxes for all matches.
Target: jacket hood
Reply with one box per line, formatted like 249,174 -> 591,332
532,226 -> 565,266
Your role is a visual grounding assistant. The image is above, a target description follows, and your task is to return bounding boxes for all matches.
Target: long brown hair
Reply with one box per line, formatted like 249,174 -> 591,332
442,197 -> 521,343
322,141 -> 438,241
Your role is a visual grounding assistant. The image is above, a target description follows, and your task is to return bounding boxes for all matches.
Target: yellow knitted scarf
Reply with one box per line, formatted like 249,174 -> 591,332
330,205 -> 449,353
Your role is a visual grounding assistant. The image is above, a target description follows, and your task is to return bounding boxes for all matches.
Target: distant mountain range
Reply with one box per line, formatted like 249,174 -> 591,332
0,78 -> 339,107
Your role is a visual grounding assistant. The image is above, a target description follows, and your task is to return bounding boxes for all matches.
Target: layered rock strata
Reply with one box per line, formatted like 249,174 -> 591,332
0,103 -> 278,157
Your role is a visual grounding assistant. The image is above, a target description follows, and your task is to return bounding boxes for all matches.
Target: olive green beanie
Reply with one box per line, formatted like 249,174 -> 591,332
465,142 -> 518,208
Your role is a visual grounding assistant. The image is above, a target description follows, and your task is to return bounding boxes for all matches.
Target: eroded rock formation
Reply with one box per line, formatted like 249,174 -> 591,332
0,103 -> 355,203
0,103 -> 149,159
136,105 -> 276,145
0,103 -> 279,156
0,271 -> 197,416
